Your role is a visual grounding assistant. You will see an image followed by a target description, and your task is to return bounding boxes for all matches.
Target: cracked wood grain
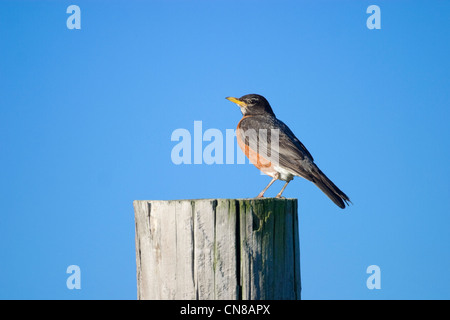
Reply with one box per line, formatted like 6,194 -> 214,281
134,198 -> 301,300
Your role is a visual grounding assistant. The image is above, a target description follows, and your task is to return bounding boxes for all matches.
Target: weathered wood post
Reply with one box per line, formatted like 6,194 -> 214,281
134,198 -> 301,300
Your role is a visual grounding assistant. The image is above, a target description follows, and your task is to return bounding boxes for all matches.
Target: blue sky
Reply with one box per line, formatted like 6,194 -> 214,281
0,0 -> 449,299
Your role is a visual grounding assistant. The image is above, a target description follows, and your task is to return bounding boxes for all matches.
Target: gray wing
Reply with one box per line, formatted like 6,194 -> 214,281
238,115 -> 316,181
238,115 -> 351,208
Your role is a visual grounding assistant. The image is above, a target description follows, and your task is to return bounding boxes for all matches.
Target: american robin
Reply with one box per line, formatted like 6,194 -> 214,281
226,94 -> 351,209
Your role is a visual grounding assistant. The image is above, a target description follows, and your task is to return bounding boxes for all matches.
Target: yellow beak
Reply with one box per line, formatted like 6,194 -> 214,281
226,96 -> 247,107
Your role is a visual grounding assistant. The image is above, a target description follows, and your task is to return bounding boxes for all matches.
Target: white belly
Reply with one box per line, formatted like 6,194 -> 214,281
274,166 -> 295,182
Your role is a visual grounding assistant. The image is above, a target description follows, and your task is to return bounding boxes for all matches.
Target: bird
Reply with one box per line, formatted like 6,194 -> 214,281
226,94 -> 351,209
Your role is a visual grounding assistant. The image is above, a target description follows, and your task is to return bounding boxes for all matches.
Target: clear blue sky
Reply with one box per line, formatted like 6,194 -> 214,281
1,0 -> 449,300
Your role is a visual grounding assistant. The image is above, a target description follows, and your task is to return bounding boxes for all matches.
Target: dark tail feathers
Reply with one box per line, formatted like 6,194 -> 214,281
312,167 -> 351,209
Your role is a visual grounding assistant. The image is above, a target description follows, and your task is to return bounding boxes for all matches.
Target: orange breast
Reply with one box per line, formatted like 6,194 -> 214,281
236,116 -> 278,178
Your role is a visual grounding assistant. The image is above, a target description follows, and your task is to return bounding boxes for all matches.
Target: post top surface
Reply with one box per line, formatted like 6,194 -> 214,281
133,198 -> 297,204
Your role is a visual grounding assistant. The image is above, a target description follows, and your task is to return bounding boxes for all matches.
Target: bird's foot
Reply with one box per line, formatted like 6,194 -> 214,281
275,195 -> 286,199
256,194 -> 264,198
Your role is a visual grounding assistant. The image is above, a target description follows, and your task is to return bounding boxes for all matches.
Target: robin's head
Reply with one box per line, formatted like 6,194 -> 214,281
226,94 -> 275,117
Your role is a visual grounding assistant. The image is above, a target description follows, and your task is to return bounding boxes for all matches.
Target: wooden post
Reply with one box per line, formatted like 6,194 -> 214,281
133,198 -> 301,300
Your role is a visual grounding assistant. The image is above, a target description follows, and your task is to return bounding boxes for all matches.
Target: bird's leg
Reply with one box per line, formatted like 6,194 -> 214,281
275,181 -> 290,199
257,173 -> 279,198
